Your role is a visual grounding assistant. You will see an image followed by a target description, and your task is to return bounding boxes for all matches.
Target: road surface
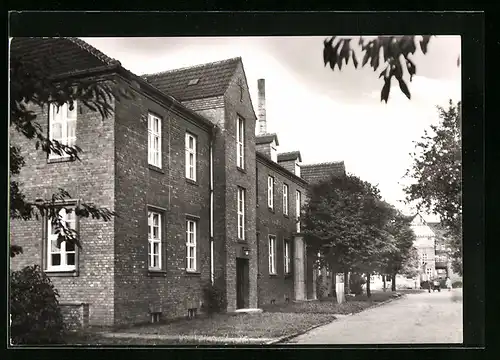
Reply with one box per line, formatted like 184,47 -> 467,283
285,289 -> 463,344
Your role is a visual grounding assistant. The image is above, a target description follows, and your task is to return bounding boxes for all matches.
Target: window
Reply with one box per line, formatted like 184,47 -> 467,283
186,219 -> 197,272
46,208 -> 77,271
271,144 -> 278,162
49,102 -> 77,159
269,235 -> 276,274
295,162 -> 301,177
148,211 -> 162,270
296,190 -> 301,232
422,253 -> 428,265
267,176 -> 274,209
237,117 -> 245,169
148,113 -> 162,168
283,184 -> 289,215
237,187 -> 245,240
185,132 -> 197,181
284,240 -> 291,274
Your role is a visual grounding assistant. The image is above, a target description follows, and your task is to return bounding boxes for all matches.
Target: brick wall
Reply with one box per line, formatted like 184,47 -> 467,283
221,63 -> 258,311
256,156 -> 308,306
113,78 -> 212,325
9,87 -> 116,326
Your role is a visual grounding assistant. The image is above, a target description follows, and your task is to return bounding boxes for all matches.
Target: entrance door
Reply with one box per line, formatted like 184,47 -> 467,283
236,258 -> 249,309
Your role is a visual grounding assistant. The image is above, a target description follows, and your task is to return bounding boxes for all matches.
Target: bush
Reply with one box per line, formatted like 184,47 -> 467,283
420,280 -> 430,289
10,265 -> 65,345
452,281 -> 463,288
202,282 -> 227,315
349,273 -> 365,295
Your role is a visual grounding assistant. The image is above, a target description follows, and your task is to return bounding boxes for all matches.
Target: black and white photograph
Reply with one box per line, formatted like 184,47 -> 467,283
8,12 -> 482,348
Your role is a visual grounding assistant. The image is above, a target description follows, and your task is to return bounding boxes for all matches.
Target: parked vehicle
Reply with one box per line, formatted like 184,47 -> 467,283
431,279 -> 441,292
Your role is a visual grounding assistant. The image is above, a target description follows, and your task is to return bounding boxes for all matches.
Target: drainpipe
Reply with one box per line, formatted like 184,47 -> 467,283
209,130 -> 214,285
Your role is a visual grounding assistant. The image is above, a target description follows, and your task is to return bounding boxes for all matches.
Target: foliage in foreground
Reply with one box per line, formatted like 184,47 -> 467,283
10,265 -> 65,345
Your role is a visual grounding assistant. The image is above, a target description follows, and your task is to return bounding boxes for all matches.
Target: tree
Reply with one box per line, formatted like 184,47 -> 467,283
403,100 -> 462,275
322,36 -> 460,103
381,212 -> 417,291
302,174 -> 396,297
9,38 -> 133,257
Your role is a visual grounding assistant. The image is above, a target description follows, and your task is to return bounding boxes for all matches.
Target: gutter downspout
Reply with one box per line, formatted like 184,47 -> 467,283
210,129 -> 215,285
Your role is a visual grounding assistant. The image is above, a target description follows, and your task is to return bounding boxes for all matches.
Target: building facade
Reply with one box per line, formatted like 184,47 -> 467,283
10,37 -> 346,327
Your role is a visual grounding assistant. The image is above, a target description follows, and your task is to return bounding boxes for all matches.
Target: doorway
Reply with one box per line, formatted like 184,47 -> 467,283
236,258 -> 249,309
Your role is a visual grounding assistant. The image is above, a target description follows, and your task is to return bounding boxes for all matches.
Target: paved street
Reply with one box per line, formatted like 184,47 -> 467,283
285,289 -> 463,344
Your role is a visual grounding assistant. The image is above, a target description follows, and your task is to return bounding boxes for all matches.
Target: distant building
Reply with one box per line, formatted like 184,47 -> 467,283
410,213 -> 462,287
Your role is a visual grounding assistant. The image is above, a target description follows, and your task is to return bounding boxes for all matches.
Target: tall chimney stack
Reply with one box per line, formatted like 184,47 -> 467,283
257,79 -> 267,135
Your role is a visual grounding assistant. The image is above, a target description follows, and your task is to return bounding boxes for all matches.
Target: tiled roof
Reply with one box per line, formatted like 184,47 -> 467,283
277,151 -> 302,162
10,37 -> 120,77
300,161 -> 346,184
141,57 -> 241,101
427,222 -> 448,238
256,133 -> 279,145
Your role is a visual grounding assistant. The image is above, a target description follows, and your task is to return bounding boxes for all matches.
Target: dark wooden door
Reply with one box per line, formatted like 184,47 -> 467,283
236,258 -> 249,309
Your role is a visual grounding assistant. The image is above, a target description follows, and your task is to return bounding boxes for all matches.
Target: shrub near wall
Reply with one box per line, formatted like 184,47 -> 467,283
10,265 -> 65,345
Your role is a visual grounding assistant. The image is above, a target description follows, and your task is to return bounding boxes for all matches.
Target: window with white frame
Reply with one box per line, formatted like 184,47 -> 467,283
49,102 -> 77,158
148,113 -> 162,168
185,132 -> 197,181
267,176 -> 274,209
283,184 -> 289,215
296,190 -> 301,232
237,187 -> 245,240
148,211 -> 162,270
295,162 -> 301,177
46,208 -> 77,271
237,116 -> 245,169
186,219 -> 197,272
269,235 -> 276,274
284,239 -> 291,274
422,252 -> 428,265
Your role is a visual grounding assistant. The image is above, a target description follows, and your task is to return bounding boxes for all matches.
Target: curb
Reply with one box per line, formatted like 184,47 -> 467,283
269,294 -> 407,345
265,319 -> 337,345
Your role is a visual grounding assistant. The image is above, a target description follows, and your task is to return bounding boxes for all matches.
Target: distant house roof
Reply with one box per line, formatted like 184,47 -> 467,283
256,133 -> 279,146
300,161 -> 346,184
10,37 -> 121,77
141,57 -> 241,101
427,222 -> 448,238
277,151 -> 302,162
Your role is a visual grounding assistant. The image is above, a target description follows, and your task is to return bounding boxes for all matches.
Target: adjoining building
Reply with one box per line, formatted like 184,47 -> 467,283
10,37 -> 346,328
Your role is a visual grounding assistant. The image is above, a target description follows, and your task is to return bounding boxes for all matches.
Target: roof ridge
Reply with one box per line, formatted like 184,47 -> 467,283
66,38 -> 121,66
278,151 -> 301,155
141,57 -> 242,78
302,161 -> 345,166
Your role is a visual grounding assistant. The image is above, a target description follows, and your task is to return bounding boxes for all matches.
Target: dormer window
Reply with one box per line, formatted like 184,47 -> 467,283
188,79 -> 199,86
295,162 -> 301,177
271,143 -> 278,162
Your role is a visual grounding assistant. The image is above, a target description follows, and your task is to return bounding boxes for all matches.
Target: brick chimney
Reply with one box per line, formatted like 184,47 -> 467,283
257,79 -> 267,135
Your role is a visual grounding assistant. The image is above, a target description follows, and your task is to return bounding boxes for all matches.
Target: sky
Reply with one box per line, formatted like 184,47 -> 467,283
82,36 -> 461,221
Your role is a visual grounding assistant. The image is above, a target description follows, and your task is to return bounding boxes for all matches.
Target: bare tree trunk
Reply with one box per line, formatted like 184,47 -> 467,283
391,273 -> 397,291
343,270 -> 349,295
366,273 -> 371,298
382,275 -> 386,292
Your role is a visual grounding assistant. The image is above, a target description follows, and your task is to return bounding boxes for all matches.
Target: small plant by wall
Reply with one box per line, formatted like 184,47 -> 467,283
202,282 -> 227,315
10,265 -> 65,344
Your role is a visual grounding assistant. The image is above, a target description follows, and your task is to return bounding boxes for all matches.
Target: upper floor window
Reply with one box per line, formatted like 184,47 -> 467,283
185,132 -> 197,181
148,113 -> 162,168
148,211 -> 162,270
49,102 -> 77,159
237,117 -> 245,169
186,219 -> 197,272
237,187 -> 245,240
283,184 -> 289,215
268,176 -> 274,209
296,190 -> 301,232
46,207 -> 77,272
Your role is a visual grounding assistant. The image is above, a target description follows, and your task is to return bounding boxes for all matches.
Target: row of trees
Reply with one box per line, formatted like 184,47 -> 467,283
302,174 -> 418,298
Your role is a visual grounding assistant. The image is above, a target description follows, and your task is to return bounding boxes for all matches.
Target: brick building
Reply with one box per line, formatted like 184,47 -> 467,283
9,37 -> 346,327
